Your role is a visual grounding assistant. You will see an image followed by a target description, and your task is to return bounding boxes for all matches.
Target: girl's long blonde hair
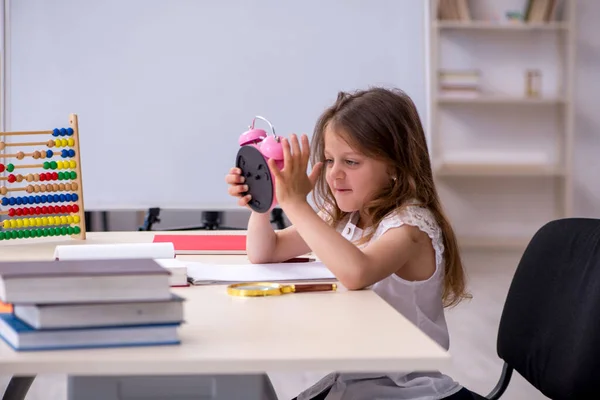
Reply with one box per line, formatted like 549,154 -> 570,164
310,87 -> 470,308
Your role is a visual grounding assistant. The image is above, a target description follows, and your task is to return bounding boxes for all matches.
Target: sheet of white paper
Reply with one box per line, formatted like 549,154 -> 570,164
53,242 -> 175,261
185,261 -> 335,284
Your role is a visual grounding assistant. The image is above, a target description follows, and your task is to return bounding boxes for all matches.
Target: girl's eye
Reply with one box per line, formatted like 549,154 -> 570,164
345,160 -> 358,166
324,159 -> 333,165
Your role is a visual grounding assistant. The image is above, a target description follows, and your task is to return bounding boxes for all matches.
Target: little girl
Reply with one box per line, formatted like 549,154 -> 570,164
225,87 -> 477,400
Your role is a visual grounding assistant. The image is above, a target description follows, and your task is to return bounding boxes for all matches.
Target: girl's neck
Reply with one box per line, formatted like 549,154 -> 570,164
355,212 -> 370,230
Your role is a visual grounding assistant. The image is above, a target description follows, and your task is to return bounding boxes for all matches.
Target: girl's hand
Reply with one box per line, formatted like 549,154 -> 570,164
268,134 -> 323,209
225,167 -> 252,208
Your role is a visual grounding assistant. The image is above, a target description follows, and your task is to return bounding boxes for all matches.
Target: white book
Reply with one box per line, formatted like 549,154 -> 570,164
54,242 -> 175,261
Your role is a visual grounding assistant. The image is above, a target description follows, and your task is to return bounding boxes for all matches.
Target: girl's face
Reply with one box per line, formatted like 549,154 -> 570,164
323,125 -> 390,218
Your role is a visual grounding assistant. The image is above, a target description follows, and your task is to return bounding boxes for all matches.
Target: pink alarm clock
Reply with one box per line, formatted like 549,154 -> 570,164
236,116 -> 284,213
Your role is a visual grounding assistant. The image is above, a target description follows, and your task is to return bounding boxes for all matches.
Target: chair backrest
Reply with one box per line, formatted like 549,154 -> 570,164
497,218 -> 600,399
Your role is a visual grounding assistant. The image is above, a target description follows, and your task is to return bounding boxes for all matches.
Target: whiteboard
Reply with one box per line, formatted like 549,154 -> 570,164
6,0 -> 427,211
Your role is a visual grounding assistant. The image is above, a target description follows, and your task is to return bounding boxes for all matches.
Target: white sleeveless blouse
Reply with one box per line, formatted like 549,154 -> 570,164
295,205 -> 462,400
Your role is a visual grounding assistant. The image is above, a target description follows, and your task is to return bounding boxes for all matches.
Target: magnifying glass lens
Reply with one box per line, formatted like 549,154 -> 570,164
238,284 -> 274,291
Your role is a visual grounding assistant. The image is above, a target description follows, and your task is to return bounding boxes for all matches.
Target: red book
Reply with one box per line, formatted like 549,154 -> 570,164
152,234 -> 247,255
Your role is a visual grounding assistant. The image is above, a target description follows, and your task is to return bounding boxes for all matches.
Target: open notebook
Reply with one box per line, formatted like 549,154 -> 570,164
184,260 -> 336,285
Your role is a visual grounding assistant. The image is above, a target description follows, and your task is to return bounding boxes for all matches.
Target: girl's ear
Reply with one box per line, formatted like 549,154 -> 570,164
386,165 -> 398,181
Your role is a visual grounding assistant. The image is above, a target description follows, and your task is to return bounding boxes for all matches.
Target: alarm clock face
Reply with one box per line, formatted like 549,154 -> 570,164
236,145 -> 274,213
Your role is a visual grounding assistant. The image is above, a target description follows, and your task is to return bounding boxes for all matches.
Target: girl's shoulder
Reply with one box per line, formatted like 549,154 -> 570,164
379,203 -> 440,234
376,203 -> 444,260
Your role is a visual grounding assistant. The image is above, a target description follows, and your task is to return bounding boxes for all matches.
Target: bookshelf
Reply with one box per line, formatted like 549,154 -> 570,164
427,0 -> 576,250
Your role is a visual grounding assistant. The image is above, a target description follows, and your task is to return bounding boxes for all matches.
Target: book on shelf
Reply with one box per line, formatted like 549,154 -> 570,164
438,0 -> 471,21
437,0 -> 563,24
439,69 -> 480,84
525,0 -> 562,22
439,87 -> 481,98
438,69 -> 481,97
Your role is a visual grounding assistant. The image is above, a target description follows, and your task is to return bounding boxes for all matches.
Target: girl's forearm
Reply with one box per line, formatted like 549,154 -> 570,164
283,202 -> 369,289
246,211 -> 277,263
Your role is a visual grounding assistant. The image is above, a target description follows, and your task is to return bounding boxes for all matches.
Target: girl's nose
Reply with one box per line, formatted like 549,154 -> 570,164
330,163 -> 345,179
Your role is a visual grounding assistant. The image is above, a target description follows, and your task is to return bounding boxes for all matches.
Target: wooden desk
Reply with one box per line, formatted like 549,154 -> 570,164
0,232 -> 451,376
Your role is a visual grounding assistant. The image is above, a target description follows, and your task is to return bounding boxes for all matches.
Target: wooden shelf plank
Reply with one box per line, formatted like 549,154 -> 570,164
435,163 -> 564,177
437,95 -> 566,105
435,21 -> 568,31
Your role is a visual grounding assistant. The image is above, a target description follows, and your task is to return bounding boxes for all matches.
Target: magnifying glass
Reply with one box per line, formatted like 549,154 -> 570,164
227,282 -> 337,297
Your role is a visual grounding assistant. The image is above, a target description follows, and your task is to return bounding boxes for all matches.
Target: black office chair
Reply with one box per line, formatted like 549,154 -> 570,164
475,217 -> 600,399
2,376 -> 35,400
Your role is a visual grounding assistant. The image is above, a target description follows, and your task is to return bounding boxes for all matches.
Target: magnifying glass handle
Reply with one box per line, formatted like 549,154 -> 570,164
292,283 -> 337,293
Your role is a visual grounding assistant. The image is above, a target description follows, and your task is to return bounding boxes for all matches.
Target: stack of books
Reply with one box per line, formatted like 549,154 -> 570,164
0,258 -> 184,351
438,69 -> 481,98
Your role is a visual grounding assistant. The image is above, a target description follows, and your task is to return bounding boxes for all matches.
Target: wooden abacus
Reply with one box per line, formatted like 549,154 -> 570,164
0,113 -> 86,241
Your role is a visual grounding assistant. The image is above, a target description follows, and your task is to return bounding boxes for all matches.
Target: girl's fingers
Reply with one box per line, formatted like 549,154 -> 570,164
290,134 -> 302,172
225,174 -> 245,184
228,184 -> 248,196
227,167 -> 251,208
300,134 -> 310,169
238,194 -> 252,206
281,137 -> 293,174
268,158 -> 282,181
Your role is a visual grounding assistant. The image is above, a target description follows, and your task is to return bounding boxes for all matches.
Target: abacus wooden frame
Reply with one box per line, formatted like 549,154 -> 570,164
0,113 -> 87,240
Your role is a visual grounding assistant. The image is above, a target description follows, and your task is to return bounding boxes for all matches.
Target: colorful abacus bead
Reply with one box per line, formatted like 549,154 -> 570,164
0,226 -> 81,240
42,160 -> 76,170
3,214 -> 80,228
61,149 -> 76,158
1,193 -> 79,206
52,128 -> 74,137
